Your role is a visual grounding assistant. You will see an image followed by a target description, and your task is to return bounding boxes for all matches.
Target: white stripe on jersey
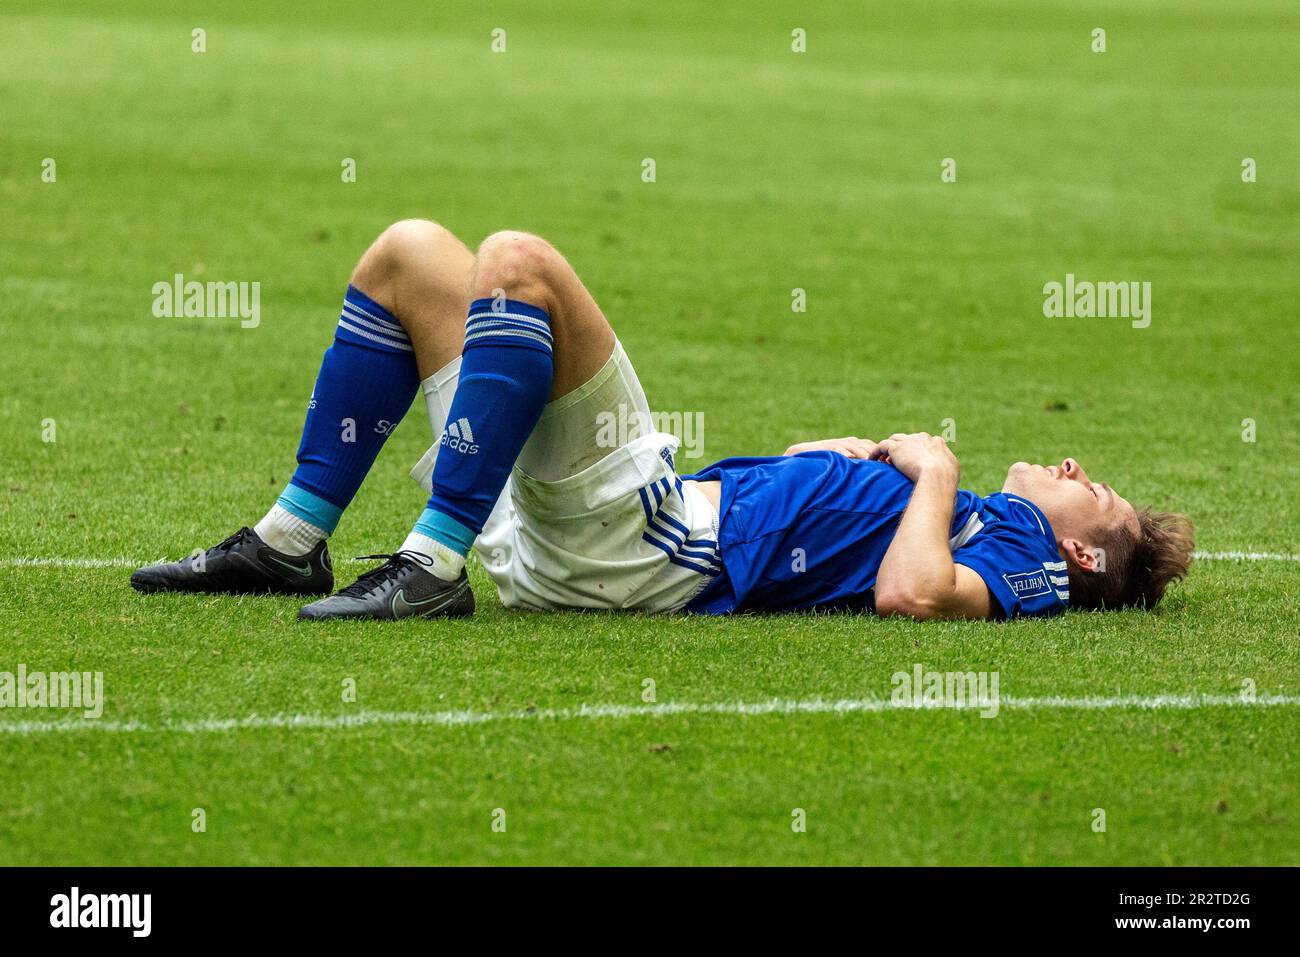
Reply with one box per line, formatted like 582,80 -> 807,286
949,512 -> 984,550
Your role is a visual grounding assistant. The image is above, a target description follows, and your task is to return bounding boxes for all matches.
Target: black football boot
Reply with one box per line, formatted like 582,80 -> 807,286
297,551 -> 474,620
130,527 -> 333,596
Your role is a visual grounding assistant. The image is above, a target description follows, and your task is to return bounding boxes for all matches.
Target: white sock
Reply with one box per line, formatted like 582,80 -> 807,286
254,505 -> 328,556
400,530 -> 466,581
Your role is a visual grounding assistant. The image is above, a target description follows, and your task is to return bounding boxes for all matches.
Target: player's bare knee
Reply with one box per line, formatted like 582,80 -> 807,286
379,218 -> 452,269
353,218 -> 452,287
472,231 -> 558,311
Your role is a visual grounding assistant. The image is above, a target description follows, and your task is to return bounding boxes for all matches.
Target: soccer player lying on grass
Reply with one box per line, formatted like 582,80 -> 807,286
131,220 -> 1195,620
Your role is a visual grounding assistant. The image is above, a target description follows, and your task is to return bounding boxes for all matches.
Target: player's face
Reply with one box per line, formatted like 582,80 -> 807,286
1002,458 -> 1138,545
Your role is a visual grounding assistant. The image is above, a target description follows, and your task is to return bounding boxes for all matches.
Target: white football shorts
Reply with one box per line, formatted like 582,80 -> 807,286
410,340 -> 720,613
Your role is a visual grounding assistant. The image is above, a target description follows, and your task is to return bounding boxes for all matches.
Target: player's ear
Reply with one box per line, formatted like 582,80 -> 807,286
1061,538 -> 1098,573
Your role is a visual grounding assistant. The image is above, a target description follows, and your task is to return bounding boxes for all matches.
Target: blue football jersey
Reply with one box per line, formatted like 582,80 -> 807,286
682,451 -> 1069,618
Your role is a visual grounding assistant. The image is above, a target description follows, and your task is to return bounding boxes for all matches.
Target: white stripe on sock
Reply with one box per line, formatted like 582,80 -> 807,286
399,531 -> 465,582
255,505 -> 327,556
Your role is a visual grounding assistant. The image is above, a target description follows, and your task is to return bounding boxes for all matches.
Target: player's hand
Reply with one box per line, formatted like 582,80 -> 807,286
869,432 -> 958,483
784,437 -> 879,459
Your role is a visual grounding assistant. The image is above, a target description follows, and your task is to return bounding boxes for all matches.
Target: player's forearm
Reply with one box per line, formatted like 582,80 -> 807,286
875,462 -> 961,617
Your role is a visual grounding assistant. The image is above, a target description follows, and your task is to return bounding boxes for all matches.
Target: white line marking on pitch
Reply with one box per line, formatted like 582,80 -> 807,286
4,551 -> 1299,569
1,694 -> 1296,736
0,557 -> 373,569
0,557 -> 140,568
1194,550 -> 1300,562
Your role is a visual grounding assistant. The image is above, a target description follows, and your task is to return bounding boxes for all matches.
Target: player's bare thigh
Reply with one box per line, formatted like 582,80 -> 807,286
349,223 -> 615,396
469,230 -> 616,400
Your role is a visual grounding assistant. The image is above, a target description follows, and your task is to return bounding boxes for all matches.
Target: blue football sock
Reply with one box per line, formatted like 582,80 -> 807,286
413,297 -> 554,556
275,285 -> 419,534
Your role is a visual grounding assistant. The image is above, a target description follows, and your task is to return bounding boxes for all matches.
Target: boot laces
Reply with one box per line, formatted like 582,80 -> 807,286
338,551 -> 434,597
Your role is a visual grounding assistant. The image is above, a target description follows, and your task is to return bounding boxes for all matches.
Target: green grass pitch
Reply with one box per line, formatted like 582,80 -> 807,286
1,0 -> 1298,865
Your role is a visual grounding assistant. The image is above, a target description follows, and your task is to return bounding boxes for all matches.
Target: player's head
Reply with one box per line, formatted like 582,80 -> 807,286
1002,458 -> 1194,611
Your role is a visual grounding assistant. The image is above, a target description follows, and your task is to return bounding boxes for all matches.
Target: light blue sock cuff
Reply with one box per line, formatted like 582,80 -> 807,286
413,507 -> 477,557
278,483 -> 344,534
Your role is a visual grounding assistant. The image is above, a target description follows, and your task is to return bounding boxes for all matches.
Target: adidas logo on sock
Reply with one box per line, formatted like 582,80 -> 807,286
440,417 -> 479,455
